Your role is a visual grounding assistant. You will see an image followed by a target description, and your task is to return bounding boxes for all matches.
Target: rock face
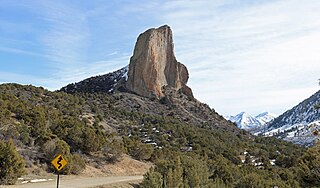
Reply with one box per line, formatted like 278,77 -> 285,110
60,25 -> 193,99
126,25 -> 193,99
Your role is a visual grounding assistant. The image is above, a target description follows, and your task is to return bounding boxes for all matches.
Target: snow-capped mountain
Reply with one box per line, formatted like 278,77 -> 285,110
254,90 -> 320,146
227,112 -> 276,131
255,112 -> 277,125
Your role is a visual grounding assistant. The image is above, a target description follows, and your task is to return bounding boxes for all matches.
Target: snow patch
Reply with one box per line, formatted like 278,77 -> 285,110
30,179 -> 48,183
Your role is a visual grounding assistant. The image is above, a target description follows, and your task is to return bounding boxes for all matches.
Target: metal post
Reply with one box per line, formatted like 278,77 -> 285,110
56,172 -> 60,188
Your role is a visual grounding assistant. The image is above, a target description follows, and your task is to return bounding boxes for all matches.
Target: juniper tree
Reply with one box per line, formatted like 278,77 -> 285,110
0,140 -> 25,185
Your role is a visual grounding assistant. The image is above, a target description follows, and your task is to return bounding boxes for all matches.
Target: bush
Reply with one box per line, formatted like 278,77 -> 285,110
102,140 -> 124,163
42,138 -> 73,174
71,153 -> 86,175
298,143 -> 320,187
0,140 -> 25,185
124,138 -> 154,161
140,167 -> 163,188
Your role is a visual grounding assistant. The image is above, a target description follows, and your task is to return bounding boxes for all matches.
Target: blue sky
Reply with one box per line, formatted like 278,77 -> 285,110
1,0 -> 320,116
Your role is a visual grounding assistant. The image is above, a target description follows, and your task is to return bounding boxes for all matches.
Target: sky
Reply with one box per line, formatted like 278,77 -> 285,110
1,0 -> 320,116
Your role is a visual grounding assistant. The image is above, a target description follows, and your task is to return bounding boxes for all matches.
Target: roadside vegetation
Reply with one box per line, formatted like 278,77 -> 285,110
0,83 -> 318,187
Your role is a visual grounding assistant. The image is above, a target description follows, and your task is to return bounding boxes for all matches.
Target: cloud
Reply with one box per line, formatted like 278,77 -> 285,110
0,71 -> 62,90
1,0 -> 319,116
8,1 -> 131,89
50,54 -> 131,88
36,1 -> 90,67
157,0 -> 320,115
0,46 -> 46,57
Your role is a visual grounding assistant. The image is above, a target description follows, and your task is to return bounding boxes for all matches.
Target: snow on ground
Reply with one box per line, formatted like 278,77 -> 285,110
258,120 -> 320,146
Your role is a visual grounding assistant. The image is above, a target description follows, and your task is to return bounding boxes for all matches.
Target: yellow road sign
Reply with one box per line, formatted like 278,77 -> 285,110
51,154 -> 68,171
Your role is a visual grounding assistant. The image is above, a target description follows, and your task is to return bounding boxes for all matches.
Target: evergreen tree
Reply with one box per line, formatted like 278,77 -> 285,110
0,140 -> 25,185
181,155 -> 210,188
42,138 -> 73,174
140,167 -> 163,188
172,157 -> 183,187
165,157 -> 183,188
298,142 -> 320,186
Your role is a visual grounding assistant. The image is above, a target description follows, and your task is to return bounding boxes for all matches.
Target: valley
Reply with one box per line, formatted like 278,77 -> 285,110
229,90 -> 320,146
0,25 -> 319,188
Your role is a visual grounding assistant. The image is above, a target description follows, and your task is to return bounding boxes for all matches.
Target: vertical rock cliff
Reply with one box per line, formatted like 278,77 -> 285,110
60,25 -> 193,98
126,25 -> 193,99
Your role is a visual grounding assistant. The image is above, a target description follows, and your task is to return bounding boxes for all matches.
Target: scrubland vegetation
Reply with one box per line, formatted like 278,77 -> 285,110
0,84 -> 319,187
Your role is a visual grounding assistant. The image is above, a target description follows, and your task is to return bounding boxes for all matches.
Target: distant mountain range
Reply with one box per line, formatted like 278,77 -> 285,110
226,112 -> 276,130
253,90 -> 320,146
228,90 -> 320,146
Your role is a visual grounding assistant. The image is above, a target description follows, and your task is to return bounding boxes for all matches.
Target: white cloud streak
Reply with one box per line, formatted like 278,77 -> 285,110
2,0 -> 320,117
19,1 -> 130,89
0,46 -> 46,57
37,1 -> 89,67
158,0 -> 320,115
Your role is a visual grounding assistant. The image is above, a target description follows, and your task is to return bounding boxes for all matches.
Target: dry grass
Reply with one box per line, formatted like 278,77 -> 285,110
81,155 -> 152,177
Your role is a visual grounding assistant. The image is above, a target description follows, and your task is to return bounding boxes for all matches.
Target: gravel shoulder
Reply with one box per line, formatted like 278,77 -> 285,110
3,175 -> 143,188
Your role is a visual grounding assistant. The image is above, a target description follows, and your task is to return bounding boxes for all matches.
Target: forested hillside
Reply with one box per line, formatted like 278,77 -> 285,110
0,83 -> 319,187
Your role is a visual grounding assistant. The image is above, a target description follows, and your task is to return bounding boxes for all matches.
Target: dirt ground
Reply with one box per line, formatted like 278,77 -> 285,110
5,175 -> 143,188
92,180 -> 141,188
5,155 -> 151,188
81,155 -> 152,177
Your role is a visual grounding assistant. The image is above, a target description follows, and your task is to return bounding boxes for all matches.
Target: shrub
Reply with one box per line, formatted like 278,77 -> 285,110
42,138 -> 73,174
298,143 -> 320,187
71,153 -> 86,175
124,138 -> 154,161
0,140 -> 25,185
102,140 -> 124,163
140,167 -> 163,188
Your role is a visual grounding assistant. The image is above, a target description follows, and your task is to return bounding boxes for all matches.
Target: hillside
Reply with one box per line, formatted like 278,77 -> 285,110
1,82 -> 315,187
61,66 -> 129,94
255,90 -> 320,146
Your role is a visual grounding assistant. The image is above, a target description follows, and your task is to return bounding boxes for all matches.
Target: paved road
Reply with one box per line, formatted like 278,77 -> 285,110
4,175 -> 143,188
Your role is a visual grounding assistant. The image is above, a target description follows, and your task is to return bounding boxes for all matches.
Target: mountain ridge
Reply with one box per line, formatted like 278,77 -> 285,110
227,111 -> 276,130
254,90 -> 320,145
61,66 -> 129,94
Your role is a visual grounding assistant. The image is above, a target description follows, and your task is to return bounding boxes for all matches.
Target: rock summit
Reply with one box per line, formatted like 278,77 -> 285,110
61,25 -> 193,99
126,25 -> 193,99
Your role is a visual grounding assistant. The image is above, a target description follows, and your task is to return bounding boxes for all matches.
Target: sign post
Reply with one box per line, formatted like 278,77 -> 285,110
51,154 -> 68,188
56,172 -> 60,188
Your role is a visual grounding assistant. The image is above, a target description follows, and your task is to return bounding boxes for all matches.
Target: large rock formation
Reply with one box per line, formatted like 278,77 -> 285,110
126,25 -> 193,99
60,25 -> 193,98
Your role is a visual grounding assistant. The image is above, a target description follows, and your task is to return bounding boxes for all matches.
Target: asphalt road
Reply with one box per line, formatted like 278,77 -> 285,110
3,175 -> 143,188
